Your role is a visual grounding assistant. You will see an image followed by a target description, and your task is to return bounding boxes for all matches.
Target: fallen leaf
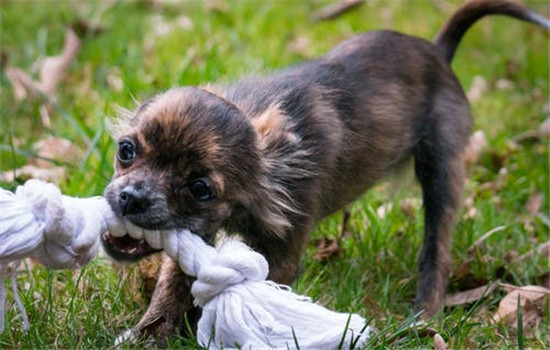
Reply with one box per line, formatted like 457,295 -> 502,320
2,137 -> 81,184
36,28 -> 81,98
495,78 -> 515,90
467,75 -> 487,102
535,272 -> 550,289
513,117 -> 550,143
149,14 -> 173,37
5,67 -> 35,101
539,117 -> 550,136
525,191 -> 542,216
31,137 -> 82,167
464,130 -> 487,166
433,333 -> 449,350
512,241 -> 550,263
175,15 -> 193,30
204,0 -> 229,14
1,165 -> 65,184
503,250 -> 518,263
493,284 -> 549,324
313,237 -> 340,261
462,194 -> 478,221
450,259 -> 489,290
310,0 -> 365,22
5,28 -> 81,127
287,35 -> 312,57
445,283 -> 498,307
106,67 -> 124,92
400,198 -> 421,217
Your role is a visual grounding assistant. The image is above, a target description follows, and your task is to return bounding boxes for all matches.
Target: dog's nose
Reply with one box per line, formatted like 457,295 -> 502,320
119,186 -> 150,216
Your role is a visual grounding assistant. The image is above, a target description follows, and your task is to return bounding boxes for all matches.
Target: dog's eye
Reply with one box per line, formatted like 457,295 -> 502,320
189,179 -> 214,201
117,140 -> 136,164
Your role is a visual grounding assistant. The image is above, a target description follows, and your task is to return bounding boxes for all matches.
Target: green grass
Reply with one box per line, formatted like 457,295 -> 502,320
1,0 -> 548,348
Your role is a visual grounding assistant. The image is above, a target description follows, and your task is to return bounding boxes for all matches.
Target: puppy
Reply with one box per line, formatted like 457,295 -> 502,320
101,0 -> 549,343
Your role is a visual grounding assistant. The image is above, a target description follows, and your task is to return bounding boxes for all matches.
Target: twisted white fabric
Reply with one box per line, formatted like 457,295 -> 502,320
0,180 -> 107,332
0,180 -> 371,348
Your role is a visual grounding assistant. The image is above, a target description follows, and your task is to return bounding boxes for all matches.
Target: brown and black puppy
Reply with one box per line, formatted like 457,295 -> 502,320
101,0 -> 549,342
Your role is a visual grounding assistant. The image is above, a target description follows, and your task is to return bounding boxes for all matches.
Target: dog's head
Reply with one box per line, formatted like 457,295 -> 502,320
101,87 -> 295,261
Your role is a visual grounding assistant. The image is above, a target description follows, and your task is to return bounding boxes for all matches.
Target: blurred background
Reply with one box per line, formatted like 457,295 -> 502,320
0,0 -> 548,348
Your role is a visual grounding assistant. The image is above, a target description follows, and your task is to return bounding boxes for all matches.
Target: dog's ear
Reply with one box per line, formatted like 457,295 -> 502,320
250,103 -> 299,149
247,103 -> 312,239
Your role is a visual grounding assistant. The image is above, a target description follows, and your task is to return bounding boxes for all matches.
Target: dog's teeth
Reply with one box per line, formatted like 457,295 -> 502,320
124,221 -> 144,240
144,230 -> 162,249
128,247 -> 138,254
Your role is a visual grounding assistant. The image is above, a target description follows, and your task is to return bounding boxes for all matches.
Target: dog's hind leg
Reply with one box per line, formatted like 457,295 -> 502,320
413,98 -> 470,317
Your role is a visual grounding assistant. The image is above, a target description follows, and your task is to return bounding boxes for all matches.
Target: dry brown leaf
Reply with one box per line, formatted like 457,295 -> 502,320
433,333 -> 449,350
7,28 -> 80,99
5,28 -> 81,127
175,15 -> 193,30
5,67 -> 34,101
495,78 -> 515,90
287,36 -> 312,57
445,283 -> 497,307
106,67 -> 124,92
36,28 -> 81,98
31,136 -> 82,167
450,259 -> 489,290
313,237 -> 340,261
464,130 -> 487,166
493,284 -> 549,324
467,75 -> 488,102
539,117 -> 550,136
204,0 -> 229,14
310,0 -> 365,22
462,193 -> 478,220
513,241 -> 550,263
1,165 -> 65,184
399,198 -> 421,217
525,191 -> 543,216
2,137 -> 81,184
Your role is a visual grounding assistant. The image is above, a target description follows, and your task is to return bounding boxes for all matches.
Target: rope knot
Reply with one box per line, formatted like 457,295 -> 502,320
19,180 -> 69,245
191,240 -> 269,307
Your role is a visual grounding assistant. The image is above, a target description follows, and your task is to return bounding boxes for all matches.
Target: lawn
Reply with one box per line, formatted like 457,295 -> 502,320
0,0 -> 548,349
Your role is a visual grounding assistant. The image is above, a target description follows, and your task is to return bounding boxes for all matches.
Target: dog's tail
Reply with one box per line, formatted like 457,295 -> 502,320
435,0 -> 549,63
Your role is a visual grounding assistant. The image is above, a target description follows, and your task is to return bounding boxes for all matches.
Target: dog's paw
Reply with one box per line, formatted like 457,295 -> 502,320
115,328 -> 155,348
115,328 -> 139,347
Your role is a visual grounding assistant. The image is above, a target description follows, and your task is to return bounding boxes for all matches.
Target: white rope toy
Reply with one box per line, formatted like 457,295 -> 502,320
1,179 -> 371,349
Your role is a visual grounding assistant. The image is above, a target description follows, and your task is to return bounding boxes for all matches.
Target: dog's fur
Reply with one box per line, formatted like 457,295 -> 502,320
101,0 -> 549,343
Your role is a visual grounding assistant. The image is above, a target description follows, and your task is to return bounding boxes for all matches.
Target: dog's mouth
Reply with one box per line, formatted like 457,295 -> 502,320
100,232 -> 160,261
100,219 -> 168,262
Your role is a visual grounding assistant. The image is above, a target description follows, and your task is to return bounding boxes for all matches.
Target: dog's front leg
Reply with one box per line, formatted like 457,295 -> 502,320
132,253 -> 200,347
